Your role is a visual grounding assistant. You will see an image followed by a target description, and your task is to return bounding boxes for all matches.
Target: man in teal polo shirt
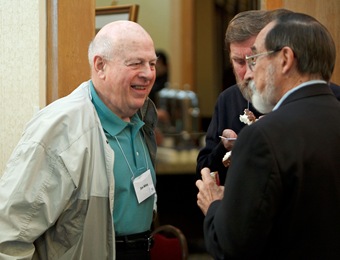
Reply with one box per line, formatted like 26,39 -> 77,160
0,21 -> 158,259
90,80 -> 156,236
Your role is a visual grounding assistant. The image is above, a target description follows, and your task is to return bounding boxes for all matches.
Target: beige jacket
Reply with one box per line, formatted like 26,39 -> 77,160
0,81 -> 157,259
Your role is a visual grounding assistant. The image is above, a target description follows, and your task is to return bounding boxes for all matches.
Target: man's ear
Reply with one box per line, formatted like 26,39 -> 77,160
94,56 -> 106,78
281,47 -> 295,74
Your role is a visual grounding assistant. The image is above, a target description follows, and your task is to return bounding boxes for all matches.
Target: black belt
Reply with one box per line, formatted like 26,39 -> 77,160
115,231 -> 154,252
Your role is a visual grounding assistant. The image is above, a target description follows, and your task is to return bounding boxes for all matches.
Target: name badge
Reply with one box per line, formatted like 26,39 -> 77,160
133,169 -> 155,203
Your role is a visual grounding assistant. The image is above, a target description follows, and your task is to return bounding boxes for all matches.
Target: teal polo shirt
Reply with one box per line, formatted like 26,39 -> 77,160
90,81 -> 156,236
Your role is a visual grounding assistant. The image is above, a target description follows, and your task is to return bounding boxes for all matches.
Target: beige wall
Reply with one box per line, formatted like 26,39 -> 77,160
0,1 -> 46,174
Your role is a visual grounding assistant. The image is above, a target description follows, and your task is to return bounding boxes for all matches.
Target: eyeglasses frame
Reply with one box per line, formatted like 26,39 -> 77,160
245,50 -> 276,71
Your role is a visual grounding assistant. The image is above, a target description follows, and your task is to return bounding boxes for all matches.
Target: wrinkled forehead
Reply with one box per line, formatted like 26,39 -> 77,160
114,36 -> 156,63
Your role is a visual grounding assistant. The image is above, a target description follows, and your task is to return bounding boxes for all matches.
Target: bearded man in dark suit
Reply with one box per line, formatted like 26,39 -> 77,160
196,12 -> 340,259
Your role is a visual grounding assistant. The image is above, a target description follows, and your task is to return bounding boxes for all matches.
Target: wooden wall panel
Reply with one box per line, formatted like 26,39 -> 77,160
47,0 -> 95,104
181,0 -> 195,89
261,0 -> 283,10
170,0 -> 195,90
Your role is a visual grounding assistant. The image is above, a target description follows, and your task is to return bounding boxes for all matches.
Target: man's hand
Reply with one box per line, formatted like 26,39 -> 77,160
244,109 -> 256,123
220,129 -> 237,151
196,168 -> 225,215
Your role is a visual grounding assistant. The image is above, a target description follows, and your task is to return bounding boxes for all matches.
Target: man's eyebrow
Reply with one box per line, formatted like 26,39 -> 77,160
124,58 -> 144,64
124,58 -> 158,65
230,55 -> 244,60
125,58 -> 142,62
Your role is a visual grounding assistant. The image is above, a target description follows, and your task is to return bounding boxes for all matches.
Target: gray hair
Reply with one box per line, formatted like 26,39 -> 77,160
266,12 -> 335,81
88,34 -> 114,68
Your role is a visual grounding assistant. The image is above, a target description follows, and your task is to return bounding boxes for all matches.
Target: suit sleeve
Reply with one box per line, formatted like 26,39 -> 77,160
203,124 -> 282,258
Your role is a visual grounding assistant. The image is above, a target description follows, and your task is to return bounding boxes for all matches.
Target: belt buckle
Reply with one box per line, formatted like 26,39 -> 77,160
147,235 -> 154,251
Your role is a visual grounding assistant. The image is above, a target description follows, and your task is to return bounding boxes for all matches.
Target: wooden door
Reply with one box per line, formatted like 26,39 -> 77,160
47,0 -> 95,104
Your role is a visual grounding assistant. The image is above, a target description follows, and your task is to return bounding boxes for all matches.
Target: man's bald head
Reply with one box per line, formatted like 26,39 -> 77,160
88,21 -> 154,68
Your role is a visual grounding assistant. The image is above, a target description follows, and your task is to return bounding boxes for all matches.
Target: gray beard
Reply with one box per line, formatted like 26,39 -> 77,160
249,80 -> 274,114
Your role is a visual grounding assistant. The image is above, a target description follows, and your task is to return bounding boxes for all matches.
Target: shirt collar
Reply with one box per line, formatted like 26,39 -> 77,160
273,80 -> 327,111
90,81 -> 144,137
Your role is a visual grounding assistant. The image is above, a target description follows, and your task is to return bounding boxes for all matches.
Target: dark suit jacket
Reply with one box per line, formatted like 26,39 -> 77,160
204,83 -> 340,259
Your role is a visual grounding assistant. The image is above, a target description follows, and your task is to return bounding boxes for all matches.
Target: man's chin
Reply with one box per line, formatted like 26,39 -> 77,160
242,91 -> 252,102
251,94 -> 272,114
238,81 -> 253,102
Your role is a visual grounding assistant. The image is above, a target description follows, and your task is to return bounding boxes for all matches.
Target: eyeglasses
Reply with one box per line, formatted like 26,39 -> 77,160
245,50 -> 276,71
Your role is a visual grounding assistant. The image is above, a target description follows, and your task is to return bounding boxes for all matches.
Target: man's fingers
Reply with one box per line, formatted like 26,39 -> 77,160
195,179 -> 203,189
201,168 -> 213,182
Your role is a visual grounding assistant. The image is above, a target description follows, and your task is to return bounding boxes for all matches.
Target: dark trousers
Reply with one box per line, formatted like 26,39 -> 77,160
115,231 -> 153,260
116,249 -> 150,260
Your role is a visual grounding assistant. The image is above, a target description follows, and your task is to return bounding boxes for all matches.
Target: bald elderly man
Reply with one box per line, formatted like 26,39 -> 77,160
0,21 -> 158,259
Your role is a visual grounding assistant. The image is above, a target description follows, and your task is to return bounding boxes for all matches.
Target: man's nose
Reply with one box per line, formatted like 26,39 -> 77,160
244,63 -> 253,81
139,64 -> 155,79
